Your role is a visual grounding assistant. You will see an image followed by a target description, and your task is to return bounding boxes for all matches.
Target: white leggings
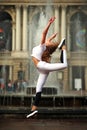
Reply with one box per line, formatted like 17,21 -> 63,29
36,50 -> 67,93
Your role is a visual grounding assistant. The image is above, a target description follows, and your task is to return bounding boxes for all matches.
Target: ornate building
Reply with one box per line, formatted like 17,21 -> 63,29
0,0 -> 87,97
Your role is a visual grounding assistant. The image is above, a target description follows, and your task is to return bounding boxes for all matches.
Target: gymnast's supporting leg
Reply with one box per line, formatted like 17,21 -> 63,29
31,72 -> 49,111
33,92 -> 41,107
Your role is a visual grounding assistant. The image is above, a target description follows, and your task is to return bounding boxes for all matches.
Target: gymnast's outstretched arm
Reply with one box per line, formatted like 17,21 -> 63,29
41,17 -> 56,45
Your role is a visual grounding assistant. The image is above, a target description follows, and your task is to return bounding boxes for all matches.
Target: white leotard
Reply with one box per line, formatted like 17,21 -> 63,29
31,44 -> 67,94
31,44 -> 46,60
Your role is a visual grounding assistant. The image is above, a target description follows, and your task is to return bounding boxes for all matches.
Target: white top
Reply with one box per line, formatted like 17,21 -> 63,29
31,44 -> 46,61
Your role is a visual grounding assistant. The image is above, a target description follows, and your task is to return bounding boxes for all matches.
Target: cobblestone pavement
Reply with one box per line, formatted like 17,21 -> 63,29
0,117 -> 87,130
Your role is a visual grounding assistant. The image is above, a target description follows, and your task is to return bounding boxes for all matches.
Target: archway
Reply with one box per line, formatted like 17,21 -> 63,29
0,11 -> 12,51
70,11 -> 87,51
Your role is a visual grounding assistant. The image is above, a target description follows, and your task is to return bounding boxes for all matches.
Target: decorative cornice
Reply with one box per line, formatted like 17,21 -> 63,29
0,0 -> 87,5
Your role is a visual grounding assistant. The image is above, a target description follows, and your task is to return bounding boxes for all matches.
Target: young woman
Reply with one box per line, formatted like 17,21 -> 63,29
26,17 -> 67,118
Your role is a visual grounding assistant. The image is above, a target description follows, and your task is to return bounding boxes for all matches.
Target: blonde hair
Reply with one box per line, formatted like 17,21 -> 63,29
42,42 -> 58,63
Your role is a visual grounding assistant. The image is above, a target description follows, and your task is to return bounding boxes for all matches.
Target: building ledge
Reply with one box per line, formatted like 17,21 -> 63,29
11,51 -> 29,58
0,0 -> 87,5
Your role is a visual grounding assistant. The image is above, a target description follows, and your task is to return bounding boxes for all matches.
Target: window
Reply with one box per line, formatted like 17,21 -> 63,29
72,66 -> 85,90
18,71 -> 25,80
70,12 -> 87,51
0,12 -> 12,51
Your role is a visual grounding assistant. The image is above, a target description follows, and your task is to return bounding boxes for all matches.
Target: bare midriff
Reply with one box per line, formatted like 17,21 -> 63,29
32,57 -> 40,67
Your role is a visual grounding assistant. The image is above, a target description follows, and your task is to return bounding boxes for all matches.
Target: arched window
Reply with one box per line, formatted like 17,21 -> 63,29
70,12 -> 87,51
0,11 -> 12,51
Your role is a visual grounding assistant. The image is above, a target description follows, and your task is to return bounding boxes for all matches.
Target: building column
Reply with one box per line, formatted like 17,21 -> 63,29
61,5 -> 67,39
85,67 -> 87,90
12,23 -> 16,51
22,5 -> 28,51
16,5 -> 21,51
9,66 -> 13,80
28,7 -> 33,52
54,5 -> 60,41
69,66 -> 72,90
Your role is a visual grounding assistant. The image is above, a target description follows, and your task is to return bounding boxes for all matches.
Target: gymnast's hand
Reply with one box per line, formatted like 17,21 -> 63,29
49,17 -> 56,23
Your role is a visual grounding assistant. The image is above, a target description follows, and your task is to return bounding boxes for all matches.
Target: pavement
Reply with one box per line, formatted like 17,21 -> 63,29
0,117 -> 87,130
0,107 -> 87,130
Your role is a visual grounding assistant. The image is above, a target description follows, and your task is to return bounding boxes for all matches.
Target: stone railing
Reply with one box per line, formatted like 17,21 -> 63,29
0,51 -> 11,57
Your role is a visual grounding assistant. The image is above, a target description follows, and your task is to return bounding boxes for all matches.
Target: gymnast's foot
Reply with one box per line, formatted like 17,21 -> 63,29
26,105 -> 38,118
26,110 -> 38,118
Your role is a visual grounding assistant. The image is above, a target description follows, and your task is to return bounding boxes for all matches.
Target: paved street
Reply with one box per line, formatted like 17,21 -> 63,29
0,117 -> 87,130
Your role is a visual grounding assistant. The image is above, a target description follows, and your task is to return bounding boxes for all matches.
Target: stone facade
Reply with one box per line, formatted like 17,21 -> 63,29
0,0 -> 87,95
